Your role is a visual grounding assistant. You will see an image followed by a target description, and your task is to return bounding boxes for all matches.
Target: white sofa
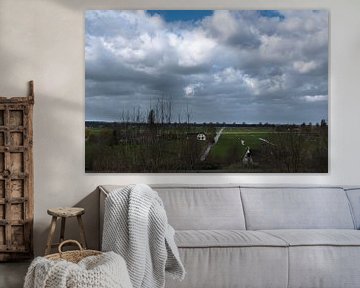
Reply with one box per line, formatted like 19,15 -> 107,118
99,185 -> 360,288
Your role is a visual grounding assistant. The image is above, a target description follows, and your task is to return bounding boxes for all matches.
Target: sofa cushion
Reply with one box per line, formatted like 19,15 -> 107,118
262,229 -> 360,246
175,230 -> 287,248
155,186 -> 246,230
100,185 -> 246,230
261,230 -> 360,288
287,246 -> 360,288
241,187 -> 355,230
165,246 -> 289,288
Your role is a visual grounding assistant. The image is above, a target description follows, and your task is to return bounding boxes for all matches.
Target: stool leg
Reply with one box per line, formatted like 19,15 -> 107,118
77,215 -> 87,249
60,217 -> 66,243
45,216 -> 57,255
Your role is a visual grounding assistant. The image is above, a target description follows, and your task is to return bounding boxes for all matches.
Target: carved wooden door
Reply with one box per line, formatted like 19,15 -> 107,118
0,82 -> 34,261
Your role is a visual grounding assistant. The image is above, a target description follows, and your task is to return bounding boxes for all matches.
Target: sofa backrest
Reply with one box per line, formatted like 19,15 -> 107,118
154,186 -> 246,230
240,187 -> 355,230
100,185 -> 358,232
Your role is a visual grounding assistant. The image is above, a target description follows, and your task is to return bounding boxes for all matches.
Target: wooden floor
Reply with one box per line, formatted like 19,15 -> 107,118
0,261 -> 30,288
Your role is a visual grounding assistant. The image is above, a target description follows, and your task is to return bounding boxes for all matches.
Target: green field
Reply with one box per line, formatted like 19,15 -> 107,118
210,128 -> 274,159
85,124 -> 328,173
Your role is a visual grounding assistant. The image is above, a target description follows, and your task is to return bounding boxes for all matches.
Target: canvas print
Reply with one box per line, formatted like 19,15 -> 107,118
85,10 -> 328,173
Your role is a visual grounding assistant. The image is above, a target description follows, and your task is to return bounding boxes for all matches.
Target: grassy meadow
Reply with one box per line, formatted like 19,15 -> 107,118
85,123 -> 328,173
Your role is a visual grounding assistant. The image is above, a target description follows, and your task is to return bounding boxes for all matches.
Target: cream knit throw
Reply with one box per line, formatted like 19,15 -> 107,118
102,184 -> 185,288
23,251 -> 133,288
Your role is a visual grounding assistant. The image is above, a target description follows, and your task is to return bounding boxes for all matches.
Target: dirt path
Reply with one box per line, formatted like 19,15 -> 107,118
258,137 -> 275,146
200,127 -> 225,161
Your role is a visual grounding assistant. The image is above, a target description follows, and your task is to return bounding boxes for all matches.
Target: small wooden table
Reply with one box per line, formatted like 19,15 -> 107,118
45,207 -> 87,255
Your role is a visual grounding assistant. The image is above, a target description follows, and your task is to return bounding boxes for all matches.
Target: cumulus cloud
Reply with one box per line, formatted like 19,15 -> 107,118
184,83 -> 203,98
85,10 -> 328,123
293,61 -> 319,73
302,95 -> 327,102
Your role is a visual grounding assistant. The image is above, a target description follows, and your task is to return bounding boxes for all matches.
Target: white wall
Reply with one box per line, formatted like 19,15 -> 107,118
0,0 -> 359,256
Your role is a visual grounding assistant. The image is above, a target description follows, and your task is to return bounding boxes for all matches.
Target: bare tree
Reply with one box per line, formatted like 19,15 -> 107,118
186,102 -> 192,124
166,95 -> 172,123
148,109 -> 155,126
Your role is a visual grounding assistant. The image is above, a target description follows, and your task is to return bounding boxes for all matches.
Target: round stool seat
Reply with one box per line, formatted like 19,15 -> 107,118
47,207 -> 85,218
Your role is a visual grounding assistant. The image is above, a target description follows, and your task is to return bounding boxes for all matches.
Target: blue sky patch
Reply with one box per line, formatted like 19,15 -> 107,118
147,10 -> 213,22
258,10 -> 285,20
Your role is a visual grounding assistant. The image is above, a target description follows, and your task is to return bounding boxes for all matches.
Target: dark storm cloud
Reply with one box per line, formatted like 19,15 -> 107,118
85,10 -> 328,123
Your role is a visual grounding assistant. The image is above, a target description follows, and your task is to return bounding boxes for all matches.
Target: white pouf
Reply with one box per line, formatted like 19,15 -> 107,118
24,251 -> 133,288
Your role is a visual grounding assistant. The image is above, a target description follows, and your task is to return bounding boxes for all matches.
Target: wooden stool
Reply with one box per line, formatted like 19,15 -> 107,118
45,207 -> 87,255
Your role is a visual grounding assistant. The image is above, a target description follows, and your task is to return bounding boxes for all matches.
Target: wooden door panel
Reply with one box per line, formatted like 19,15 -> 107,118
0,205 -> 4,219
10,204 -> 24,221
10,133 -> 24,146
0,226 -> 5,245
0,181 -> 4,198
11,226 -> 25,246
0,81 -> 34,261
0,153 -> 4,172
0,110 -> 4,126
9,110 -> 24,127
0,133 -> 4,146
11,180 -> 24,198
10,152 -> 24,174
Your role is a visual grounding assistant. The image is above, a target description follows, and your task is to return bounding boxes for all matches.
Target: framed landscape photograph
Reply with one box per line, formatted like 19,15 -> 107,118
85,10 -> 328,173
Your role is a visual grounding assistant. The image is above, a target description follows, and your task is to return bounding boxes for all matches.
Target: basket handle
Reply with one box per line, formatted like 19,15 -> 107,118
58,240 -> 83,255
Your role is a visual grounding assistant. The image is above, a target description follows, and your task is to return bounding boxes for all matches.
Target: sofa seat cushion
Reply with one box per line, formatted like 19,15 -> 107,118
260,230 -> 360,288
175,230 -> 288,248
262,229 -> 360,246
166,246 -> 289,288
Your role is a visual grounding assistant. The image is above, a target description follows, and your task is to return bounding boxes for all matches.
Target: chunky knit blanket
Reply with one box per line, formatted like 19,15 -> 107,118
102,184 -> 185,288
24,251 -> 133,288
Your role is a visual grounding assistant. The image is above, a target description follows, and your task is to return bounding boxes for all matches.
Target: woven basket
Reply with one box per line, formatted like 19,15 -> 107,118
45,240 -> 102,263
